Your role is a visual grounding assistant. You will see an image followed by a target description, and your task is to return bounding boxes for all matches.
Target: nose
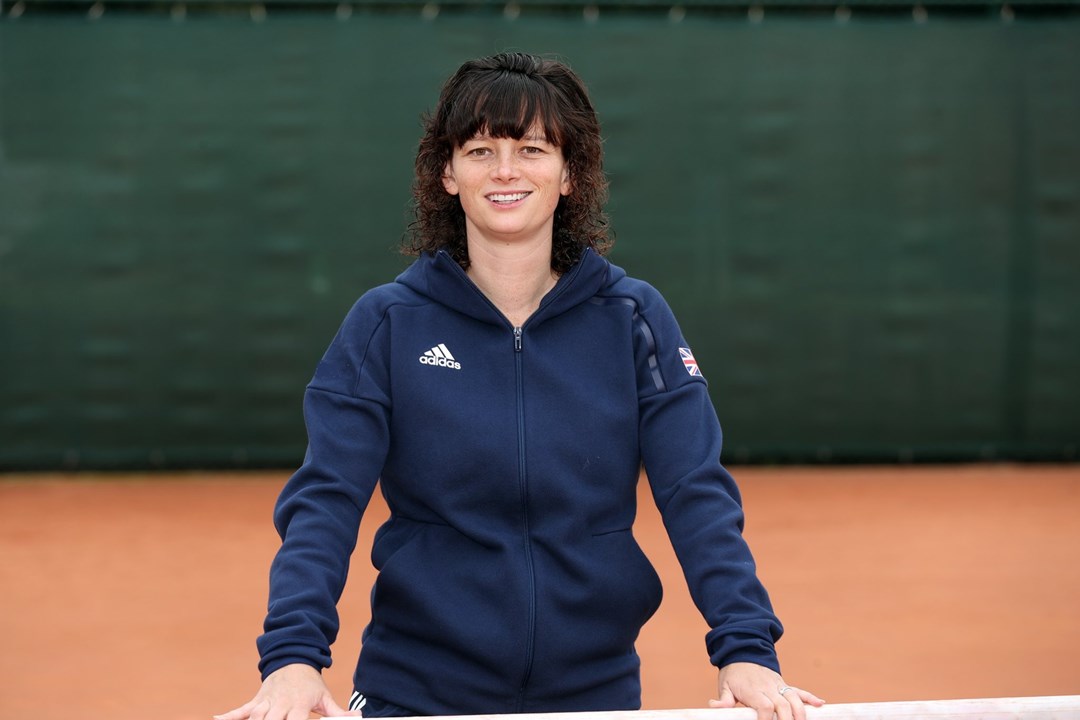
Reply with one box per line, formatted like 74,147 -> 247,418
491,148 -> 520,181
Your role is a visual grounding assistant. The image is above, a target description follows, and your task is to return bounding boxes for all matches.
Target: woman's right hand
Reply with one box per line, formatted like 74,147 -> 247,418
214,663 -> 358,720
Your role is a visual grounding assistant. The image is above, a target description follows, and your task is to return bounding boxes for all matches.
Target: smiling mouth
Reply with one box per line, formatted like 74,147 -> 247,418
487,192 -> 531,204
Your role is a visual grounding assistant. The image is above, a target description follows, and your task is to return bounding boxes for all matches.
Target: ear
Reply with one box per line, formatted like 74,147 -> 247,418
560,165 -> 572,196
442,162 -> 459,196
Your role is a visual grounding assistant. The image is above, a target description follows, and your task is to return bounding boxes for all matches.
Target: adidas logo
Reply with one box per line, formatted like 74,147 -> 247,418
419,343 -> 461,370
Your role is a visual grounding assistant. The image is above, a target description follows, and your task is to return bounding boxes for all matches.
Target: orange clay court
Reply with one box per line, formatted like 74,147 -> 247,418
0,464 -> 1077,720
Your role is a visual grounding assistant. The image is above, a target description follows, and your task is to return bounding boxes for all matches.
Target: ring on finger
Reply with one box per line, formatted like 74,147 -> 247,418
778,685 -> 795,696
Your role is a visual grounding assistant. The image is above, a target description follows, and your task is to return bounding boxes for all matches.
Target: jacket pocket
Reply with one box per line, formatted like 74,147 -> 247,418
370,516 -> 424,570
590,527 -> 664,632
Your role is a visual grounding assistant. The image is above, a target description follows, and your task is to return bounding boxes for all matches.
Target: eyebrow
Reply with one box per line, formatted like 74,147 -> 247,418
464,132 -> 552,143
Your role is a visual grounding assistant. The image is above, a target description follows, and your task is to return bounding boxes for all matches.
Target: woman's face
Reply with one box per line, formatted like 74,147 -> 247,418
442,126 -> 571,248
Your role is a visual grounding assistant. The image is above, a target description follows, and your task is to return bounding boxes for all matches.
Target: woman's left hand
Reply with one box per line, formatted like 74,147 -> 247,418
709,662 -> 825,720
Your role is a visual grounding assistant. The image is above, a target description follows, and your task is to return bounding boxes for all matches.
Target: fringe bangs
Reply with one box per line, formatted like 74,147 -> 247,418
444,71 -> 566,148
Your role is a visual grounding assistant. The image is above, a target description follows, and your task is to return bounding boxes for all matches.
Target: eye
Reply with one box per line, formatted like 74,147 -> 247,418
465,146 -> 492,157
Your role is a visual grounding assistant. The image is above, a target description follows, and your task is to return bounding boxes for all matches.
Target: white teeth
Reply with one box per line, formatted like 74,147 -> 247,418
489,192 -> 529,203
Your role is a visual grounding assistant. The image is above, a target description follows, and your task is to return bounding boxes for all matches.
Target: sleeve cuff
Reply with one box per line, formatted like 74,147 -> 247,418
707,631 -> 781,674
258,644 -> 331,681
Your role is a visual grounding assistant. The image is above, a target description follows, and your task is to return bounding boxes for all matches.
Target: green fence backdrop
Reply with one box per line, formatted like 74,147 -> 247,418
1,3 -> 1078,468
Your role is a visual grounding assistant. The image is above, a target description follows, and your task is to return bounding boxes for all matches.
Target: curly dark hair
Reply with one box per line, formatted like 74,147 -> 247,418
403,52 -> 612,275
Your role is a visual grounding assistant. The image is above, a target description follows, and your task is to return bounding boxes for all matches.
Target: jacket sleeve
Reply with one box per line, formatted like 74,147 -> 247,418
256,296 -> 393,679
634,287 -> 783,673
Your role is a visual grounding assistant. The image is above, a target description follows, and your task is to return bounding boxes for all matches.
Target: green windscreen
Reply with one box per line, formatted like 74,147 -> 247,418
1,5 -> 1077,468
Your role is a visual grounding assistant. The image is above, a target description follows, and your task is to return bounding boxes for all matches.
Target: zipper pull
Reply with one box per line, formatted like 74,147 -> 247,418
514,326 -> 523,352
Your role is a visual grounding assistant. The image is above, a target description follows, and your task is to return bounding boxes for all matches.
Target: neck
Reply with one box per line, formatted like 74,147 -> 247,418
466,236 -> 558,328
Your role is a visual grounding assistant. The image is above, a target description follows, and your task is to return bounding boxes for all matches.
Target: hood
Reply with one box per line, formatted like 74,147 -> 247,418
395,248 -> 626,327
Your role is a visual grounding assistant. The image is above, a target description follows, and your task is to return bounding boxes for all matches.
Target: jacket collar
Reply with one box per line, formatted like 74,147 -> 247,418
396,247 -> 619,327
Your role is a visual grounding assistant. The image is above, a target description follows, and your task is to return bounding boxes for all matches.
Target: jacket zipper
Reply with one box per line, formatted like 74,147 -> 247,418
439,253 -> 578,707
513,325 -> 537,711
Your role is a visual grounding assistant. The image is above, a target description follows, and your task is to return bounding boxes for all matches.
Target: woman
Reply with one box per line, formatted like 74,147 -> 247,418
217,52 -> 823,720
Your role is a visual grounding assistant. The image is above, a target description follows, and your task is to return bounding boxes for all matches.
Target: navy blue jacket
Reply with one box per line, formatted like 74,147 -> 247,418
257,248 -> 782,714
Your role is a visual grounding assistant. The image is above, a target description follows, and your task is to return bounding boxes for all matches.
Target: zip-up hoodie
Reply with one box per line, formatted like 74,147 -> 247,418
257,248 -> 782,714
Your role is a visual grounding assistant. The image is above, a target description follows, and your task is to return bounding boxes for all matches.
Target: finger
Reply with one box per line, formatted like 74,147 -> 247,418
318,695 -> 359,718
709,685 -> 737,709
797,688 -> 826,707
248,699 -> 273,720
765,688 -> 798,720
781,687 -> 807,720
753,694 -> 777,720
214,701 -> 257,720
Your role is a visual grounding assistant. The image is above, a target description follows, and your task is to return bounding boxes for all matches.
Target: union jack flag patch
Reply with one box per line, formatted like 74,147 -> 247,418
679,347 -> 702,377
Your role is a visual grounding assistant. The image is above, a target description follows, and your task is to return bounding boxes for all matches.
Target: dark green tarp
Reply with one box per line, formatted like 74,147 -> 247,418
2,9 -> 1077,468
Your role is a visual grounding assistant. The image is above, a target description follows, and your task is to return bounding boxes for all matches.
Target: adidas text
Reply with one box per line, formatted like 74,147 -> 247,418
419,355 -> 461,370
